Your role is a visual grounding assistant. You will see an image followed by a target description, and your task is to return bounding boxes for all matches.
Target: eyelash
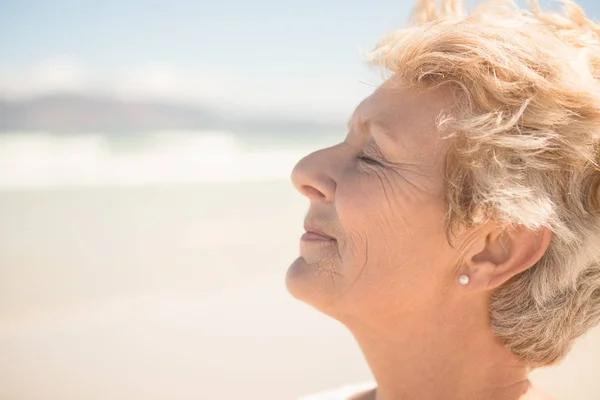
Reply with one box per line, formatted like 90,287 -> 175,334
358,153 -> 382,166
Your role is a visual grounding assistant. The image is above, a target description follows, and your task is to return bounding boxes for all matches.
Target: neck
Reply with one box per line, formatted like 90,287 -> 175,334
341,297 -> 532,400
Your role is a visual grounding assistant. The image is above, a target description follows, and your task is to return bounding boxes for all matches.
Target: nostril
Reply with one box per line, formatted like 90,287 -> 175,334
302,185 -> 326,199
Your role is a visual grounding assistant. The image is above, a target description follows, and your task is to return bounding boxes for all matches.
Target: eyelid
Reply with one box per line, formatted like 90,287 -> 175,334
358,151 -> 383,166
362,142 -> 387,162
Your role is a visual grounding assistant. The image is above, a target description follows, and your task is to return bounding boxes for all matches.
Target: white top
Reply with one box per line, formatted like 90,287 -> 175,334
298,382 -> 377,400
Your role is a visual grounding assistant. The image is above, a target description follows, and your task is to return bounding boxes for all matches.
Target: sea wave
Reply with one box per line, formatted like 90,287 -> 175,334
0,130 -> 335,187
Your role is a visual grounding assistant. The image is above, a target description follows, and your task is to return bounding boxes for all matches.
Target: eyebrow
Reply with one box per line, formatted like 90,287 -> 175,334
348,113 -> 397,146
347,113 -> 377,135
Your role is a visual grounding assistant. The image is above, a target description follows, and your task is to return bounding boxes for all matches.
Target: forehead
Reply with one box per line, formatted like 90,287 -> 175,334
353,84 -> 453,137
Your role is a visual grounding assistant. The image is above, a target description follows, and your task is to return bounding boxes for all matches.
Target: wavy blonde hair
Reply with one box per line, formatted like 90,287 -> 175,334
368,0 -> 600,367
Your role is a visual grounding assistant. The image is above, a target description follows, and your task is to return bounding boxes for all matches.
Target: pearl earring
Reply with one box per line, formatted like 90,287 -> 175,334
459,275 -> 470,285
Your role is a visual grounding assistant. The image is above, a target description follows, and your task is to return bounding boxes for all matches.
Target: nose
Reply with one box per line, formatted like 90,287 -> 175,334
291,146 -> 337,203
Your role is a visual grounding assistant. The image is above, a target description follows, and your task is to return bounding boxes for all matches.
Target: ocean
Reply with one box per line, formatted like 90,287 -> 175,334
0,130 -> 341,187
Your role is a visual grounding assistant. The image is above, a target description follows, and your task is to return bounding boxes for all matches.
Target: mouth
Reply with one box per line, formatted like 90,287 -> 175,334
302,223 -> 336,242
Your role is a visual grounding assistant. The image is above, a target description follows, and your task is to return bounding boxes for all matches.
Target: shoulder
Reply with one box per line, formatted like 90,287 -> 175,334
297,382 -> 376,400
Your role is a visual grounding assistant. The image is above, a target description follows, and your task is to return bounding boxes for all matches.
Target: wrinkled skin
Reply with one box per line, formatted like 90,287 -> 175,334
288,84 -> 455,321
287,84 -> 554,400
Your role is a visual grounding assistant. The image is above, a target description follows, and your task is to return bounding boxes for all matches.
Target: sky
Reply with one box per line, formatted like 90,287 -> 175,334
1,0 -> 600,121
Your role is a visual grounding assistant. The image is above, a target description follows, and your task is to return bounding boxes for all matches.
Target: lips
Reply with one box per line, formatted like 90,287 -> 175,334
303,223 -> 336,241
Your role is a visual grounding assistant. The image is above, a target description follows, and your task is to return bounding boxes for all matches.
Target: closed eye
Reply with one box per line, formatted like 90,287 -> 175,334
358,140 -> 387,166
358,153 -> 382,166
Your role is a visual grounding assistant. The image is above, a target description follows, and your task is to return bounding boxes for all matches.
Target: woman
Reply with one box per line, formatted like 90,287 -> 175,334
287,1 -> 600,399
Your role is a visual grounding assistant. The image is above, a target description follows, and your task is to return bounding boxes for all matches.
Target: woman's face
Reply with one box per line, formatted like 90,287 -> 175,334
288,85 -> 461,320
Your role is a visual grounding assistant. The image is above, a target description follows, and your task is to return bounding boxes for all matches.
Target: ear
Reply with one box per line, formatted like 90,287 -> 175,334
459,224 -> 552,292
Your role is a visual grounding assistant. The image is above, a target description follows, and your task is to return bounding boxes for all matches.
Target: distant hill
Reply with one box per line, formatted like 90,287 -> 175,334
0,94 -> 342,134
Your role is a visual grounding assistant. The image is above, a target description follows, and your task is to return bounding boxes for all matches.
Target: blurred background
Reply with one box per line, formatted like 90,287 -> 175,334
0,0 -> 599,399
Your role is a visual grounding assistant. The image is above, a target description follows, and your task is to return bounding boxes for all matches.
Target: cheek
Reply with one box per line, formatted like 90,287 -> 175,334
335,170 -> 449,278
337,170 -> 416,240
335,173 -> 407,270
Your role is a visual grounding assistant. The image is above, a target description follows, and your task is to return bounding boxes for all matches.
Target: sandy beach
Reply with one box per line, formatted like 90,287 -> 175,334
0,182 -> 598,399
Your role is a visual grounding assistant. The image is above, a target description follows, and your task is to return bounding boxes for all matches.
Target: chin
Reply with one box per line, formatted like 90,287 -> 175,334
285,256 -> 317,300
285,256 -> 338,311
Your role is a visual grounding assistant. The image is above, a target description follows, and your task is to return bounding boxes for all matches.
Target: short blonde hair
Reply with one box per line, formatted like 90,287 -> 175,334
369,0 -> 600,367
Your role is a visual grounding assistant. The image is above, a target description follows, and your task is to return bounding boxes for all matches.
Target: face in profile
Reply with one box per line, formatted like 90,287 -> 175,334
288,85 -> 461,322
